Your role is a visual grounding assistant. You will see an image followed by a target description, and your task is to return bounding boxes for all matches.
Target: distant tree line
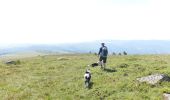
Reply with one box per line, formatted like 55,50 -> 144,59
112,51 -> 128,56
89,51 -> 128,56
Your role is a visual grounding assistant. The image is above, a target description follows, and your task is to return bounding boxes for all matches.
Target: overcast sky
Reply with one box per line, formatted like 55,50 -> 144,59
0,0 -> 170,45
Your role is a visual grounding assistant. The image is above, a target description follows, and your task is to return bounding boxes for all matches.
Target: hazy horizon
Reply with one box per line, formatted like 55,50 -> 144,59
1,39 -> 170,48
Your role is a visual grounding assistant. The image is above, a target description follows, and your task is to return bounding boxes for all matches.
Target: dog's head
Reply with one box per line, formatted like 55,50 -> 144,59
86,69 -> 90,73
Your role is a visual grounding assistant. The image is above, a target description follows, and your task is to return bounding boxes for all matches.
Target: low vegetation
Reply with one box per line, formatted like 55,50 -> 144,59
0,54 -> 170,100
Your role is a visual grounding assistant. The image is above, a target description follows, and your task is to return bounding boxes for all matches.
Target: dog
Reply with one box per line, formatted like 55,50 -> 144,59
88,61 -> 102,67
84,69 -> 91,88
91,63 -> 99,67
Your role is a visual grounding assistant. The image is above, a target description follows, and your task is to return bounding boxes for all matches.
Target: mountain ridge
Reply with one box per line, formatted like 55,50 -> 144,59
0,40 -> 170,55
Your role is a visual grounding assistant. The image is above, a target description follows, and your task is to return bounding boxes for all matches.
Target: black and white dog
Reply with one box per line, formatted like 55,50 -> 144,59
88,61 -> 101,67
84,69 -> 91,88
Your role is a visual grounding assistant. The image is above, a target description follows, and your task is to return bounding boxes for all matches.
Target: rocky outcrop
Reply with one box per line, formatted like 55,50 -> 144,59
5,61 -> 16,65
163,93 -> 170,100
137,74 -> 170,85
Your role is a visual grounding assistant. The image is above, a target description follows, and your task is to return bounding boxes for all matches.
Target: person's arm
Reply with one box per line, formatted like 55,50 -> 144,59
106,47 -> 108,56
98,47 -> 102,56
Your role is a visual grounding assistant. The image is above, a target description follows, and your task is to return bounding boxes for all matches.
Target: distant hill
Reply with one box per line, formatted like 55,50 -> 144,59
0,40 -> 170,55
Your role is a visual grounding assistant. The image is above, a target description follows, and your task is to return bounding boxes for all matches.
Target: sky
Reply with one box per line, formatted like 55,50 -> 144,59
0,0 -> 170,46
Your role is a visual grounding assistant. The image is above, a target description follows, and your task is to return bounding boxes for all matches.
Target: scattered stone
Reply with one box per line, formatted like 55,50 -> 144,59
163,93 -> 170,100
5,61 -> 16,65
5,60 -> 21,65
137,74 -> 170,85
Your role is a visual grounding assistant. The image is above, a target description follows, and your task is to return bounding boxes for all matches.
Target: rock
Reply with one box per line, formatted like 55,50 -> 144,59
5,61 -> 16,65
163,93 -> 170,100
137,74 -> 170,85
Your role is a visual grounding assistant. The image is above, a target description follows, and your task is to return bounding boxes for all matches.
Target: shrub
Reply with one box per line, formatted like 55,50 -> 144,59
123,51 -> 127,55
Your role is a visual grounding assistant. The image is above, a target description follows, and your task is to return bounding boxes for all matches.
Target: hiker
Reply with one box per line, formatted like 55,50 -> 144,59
98,43 -> 108,69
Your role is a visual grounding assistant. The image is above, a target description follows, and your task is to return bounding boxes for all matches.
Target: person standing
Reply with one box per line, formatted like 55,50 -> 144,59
98,43 -> 108,69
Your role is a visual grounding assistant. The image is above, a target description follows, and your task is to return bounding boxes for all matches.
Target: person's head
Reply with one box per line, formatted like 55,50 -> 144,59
101,43 -> 105,47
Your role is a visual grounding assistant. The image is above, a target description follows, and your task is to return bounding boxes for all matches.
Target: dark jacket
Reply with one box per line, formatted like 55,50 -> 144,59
98,46 -> 108,57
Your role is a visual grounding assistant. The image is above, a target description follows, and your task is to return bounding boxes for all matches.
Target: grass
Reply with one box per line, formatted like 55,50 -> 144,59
0,54 -> 170,100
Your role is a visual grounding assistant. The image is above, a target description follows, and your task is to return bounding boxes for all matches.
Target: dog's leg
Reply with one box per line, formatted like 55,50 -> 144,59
85,81 -> 87,88
98,61 -> 103,69
85,80 -> 89,88
85,79 -> 90,88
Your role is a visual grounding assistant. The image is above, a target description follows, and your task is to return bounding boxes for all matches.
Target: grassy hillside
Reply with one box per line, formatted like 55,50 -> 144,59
0,54 -> 170,100
0,51 -> 51,60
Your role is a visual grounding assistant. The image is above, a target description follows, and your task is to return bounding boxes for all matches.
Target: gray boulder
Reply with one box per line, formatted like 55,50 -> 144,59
137,74 -> 170,85
5,61 -> 16,65
163,93 -> 170,100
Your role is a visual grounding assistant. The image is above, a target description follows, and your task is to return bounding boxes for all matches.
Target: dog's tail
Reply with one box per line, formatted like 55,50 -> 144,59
87,64 -> 91,67
86,65 -> 91,71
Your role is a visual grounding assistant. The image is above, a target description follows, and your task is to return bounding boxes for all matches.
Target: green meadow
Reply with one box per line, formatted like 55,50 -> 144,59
1,54 -> 170,100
